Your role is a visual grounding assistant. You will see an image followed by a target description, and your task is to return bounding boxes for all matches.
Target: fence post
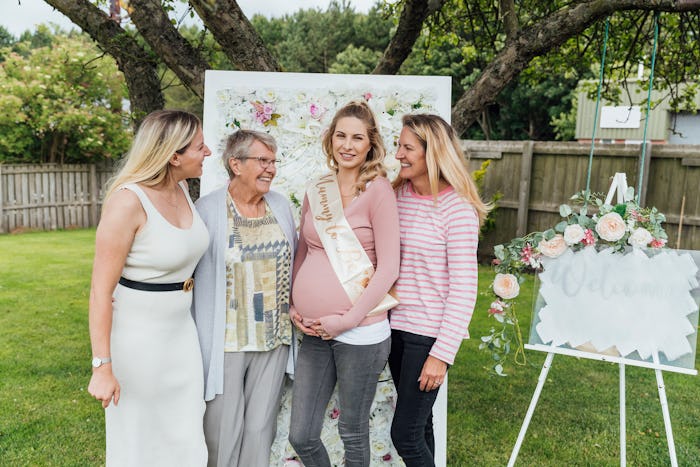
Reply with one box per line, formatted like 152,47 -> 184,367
516,141 -> 534,237
638,141 -> 653,207
0,164 -> 4,233
89,164 -> 98,226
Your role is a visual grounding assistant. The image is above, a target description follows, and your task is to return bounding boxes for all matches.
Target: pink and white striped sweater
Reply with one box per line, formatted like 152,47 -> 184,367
390,182 -> 479,365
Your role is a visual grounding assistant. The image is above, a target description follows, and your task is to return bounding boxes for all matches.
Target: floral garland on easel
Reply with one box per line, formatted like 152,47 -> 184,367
480,187 -> 668,375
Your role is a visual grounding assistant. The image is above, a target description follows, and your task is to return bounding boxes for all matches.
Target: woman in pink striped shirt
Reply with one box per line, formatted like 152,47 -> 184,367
389,114 -> 489,467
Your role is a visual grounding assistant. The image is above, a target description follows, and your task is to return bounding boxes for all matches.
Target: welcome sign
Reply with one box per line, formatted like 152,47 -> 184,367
528,247 -> 700,373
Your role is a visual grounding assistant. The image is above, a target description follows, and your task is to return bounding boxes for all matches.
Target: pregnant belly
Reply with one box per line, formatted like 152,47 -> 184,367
292,255 -> 353,320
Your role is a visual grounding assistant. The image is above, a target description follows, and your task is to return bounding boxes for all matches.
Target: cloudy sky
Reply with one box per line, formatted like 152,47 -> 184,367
4,0 -> 383,37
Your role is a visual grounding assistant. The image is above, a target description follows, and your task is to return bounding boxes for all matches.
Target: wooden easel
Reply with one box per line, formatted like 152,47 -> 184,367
507,174 -> 697,467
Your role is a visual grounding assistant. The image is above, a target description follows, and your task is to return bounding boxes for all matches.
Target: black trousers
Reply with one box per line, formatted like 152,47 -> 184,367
388,330 -> 441,467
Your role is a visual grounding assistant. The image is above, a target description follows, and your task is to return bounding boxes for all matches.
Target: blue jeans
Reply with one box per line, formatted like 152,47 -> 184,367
388,330 -> 441,467
288,335 -> 390,467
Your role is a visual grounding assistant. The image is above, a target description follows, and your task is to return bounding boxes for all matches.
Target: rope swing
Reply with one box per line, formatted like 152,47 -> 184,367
584,12 -> 661,205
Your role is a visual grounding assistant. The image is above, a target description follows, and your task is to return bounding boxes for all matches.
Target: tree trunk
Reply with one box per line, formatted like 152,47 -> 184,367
44,0 -> 164,121
189,0 -> 281,71
127,0 -> 210,98
372,0 -> 446,75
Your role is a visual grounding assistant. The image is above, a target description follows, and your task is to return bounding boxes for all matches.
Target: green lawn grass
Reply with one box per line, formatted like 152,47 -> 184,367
1,229 -> 699,466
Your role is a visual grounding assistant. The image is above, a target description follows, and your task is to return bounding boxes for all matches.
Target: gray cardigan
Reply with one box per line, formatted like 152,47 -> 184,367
191,186 -> 298,402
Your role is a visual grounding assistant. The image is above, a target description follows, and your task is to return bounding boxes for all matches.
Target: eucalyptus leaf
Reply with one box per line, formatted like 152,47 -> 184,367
555,221 -> 568,232
494,244 -> 505,260
559,204 -> 572,217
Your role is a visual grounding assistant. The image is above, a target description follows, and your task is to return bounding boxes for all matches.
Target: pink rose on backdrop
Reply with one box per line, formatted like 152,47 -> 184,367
563,224 -> 585,245
595,212 -> 626,241
538,234 -> 567,258
363,92 -> 373,101
628,226 -> 653,248
309,103 -> 326,120
493,273 -> 520,299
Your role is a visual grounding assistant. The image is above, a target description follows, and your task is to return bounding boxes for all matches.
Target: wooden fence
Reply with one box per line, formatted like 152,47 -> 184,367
3,142 -> 700,255
0,163 -> 114,233
462,141 -> 700,255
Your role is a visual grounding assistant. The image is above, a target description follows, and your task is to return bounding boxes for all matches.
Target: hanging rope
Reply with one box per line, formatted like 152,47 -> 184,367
584,17 -> 610,206
637,12 -> 660,201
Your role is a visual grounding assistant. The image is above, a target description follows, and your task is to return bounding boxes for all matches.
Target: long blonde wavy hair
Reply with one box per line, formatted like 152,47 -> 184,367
105,110 -> 201,199
393,113 -> 491,227
321,100 -> 387,195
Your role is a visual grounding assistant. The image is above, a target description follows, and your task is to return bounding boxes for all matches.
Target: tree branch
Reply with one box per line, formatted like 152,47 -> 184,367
451,0 -> 700,134
127,0 -> 210,99
43,0 -> 164,118
500,0 -> 518,42
188,0 -> 280,71
372,0 -> 446,75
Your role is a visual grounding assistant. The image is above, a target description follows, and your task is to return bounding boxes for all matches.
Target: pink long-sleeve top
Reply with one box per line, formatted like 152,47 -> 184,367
389,182 -> 480,365
292,176 -> 400,337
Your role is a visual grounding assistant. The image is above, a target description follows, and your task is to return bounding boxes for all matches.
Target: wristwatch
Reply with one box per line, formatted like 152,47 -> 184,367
91,356 -> 112,368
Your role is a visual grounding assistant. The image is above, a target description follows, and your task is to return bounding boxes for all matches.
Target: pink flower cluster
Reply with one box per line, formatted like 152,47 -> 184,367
520,244 -> 534,263
629,209 -> 649,223
582,228 -> 596,246
330,407 -> 340,419
252,101 -> 274,124
650,238 -> 667,248
488,300 -> 506,315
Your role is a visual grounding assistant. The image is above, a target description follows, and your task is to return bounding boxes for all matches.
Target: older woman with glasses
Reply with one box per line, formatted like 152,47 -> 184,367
191,129 -> 297,467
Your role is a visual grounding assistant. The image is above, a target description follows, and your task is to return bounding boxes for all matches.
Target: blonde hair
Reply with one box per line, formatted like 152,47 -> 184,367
393,114 -> 490,227
222,129 -> 277,179
105,110 -> 201,199
321,100 -> 387,194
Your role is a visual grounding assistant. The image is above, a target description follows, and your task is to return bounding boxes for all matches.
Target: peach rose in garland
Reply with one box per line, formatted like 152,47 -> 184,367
595,212 -> 626,241
538,234 -> 567,258
493,273 -> 520,300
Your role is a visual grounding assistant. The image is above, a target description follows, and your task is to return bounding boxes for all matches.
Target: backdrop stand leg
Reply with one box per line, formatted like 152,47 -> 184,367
653,361 -> 678,467
507,352 -> 554,467
619,363 -> 626,467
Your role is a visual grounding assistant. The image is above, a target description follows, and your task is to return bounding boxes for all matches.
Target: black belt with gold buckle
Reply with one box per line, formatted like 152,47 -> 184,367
118,277 -> 194,292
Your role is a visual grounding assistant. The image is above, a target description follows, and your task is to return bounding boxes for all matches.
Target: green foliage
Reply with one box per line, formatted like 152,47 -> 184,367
0,32 -> 130,163
329,44 -> 382,74
472,159 -> 501,237
252,1 -> 392,73
0,26 -> 15,50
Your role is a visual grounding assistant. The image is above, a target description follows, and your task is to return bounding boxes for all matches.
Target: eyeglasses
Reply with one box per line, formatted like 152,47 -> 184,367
237,156 -> 279,169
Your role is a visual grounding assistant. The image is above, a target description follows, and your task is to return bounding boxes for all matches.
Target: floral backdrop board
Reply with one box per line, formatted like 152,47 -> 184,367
201,70 -> 451,198
202,70 -> 452,466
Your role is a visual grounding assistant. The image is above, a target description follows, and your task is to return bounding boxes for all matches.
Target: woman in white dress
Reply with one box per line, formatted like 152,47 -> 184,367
87,110 -> 212,466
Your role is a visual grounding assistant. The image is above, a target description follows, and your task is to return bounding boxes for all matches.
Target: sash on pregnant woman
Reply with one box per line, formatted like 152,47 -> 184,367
306,171 -> 398,316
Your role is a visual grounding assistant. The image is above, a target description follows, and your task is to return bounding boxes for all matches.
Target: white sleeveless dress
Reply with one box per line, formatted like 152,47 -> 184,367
105,183 -> 209,466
